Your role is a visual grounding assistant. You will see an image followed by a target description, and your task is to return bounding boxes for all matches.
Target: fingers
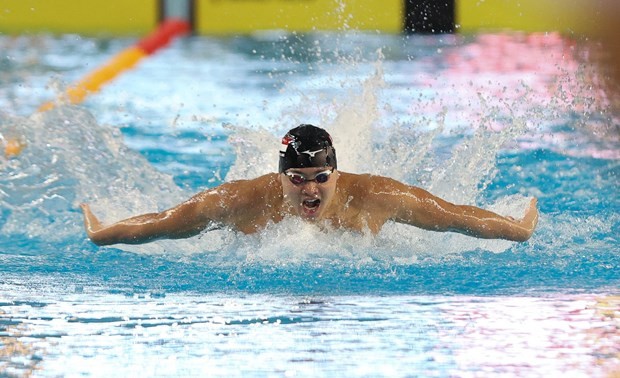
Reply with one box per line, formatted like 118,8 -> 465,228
80,203 -> 102,234
522,197 -> 539,233
529,204 -> 539,230
528,197 -> 539,219
507,197 -> 539,241
506,197 -> 537,224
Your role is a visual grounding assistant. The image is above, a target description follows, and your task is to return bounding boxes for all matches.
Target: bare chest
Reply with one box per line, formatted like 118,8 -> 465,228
324,205 -> 388,234
232,206 -> 284,234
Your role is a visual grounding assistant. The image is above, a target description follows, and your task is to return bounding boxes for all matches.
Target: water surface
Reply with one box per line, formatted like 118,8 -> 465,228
0,32 -> 618,377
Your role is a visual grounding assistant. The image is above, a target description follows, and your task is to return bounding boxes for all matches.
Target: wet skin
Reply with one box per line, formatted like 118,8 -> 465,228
81,167 -> 539,246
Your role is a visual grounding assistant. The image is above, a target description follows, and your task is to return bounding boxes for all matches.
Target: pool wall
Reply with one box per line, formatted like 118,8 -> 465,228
0,0 -> 601,36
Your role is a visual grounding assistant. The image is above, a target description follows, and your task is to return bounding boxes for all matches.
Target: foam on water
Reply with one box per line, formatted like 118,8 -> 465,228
0,107 -> 188,243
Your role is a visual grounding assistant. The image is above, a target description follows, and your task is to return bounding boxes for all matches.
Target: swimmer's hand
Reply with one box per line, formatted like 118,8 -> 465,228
80,203 -> 160,246
506,198 -> 539,241
80,203 -> 105,245
522,197 -> 540,238
80,199 -> 213,246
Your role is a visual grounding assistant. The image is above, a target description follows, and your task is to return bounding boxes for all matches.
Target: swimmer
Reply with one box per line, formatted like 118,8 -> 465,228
81,124 -> 539,246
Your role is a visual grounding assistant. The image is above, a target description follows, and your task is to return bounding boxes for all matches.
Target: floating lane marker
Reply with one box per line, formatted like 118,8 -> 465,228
0,19 -> 191,159
38,18 -> 191,112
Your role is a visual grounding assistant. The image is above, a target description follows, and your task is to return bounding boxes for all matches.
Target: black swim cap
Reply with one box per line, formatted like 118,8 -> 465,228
279,124 -> 337,173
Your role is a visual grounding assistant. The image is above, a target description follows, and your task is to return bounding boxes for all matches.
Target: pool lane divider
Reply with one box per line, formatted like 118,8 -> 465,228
38,18 -> 191,113
0,18 -> 190,158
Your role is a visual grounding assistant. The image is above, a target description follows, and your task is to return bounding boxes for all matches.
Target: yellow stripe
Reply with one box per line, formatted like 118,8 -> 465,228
457,0 -> 597,34
0,0 -> 157,35
196,0 -> 403,34
0,0 -> 609,36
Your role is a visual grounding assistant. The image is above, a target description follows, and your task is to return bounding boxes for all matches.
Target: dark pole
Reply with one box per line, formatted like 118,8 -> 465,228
404,0 -> 455,34
159,0 -> 196,33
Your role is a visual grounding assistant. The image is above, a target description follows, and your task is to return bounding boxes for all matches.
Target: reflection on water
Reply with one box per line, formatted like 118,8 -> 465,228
441,296 -> 620,376
0,309 -> 44,377
1,287 -> 619,377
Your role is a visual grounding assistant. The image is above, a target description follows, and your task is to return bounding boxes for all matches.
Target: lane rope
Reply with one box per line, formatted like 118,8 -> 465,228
2,19 -> 190,159
38,18 -> 190,112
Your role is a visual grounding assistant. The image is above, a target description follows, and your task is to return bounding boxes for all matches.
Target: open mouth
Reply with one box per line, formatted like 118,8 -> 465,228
303,198 -> 321,209
302,199 -> 321,215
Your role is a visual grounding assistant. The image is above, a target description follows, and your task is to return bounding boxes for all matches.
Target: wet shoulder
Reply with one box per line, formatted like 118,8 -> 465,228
192,173 -> 281,227
337,171 -> 401,198
220,173 -> 281,203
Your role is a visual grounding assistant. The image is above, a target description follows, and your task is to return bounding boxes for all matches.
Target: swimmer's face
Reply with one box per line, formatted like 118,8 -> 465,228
280,167 -> 339,220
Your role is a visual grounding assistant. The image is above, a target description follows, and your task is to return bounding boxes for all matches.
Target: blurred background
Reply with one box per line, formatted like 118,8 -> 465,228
1,0 -> 617,102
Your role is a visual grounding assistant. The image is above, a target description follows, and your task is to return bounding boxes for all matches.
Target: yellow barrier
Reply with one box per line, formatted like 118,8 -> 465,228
196,0 -> 403,34
457,0 -> 597,34
3,1 -> 617,158
0,0 -> 610,36
0,0 -> 157,35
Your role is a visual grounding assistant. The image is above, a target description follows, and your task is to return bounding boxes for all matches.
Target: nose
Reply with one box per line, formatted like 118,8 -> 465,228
300,180 -> 319,195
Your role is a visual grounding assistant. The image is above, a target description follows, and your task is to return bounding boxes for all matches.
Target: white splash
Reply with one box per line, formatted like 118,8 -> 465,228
0,106 -> 188,242
4,34 -> 583,263
0,57 -> 536,262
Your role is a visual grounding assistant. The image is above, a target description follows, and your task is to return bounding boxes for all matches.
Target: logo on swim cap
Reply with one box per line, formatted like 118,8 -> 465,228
300,149 -> 324,158
278,124 -> 337,173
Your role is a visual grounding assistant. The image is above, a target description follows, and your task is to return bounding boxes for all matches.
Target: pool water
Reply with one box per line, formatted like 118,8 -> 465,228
1,32 -> 619,376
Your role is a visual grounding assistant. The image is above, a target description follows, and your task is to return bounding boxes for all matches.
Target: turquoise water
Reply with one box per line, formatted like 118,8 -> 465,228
1,32 -> 619,376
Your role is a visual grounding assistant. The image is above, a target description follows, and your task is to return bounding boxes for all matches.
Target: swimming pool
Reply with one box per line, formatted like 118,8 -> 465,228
1,32 -> 619,376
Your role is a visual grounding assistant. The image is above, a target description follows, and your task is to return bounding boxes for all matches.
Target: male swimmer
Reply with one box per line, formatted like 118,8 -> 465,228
81,124 -> 539,246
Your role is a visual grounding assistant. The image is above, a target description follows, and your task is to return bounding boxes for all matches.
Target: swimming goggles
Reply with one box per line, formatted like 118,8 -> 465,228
285,169 -> 334,185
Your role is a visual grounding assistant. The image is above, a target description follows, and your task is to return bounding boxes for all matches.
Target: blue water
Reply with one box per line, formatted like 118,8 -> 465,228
1,33 -> 619,376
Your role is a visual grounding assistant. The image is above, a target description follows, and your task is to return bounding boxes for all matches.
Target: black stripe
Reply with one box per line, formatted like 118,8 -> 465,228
157,0 -> 195,33
404,0 -> 455,34
157,0 -> 165,24
187,0 -> 196,34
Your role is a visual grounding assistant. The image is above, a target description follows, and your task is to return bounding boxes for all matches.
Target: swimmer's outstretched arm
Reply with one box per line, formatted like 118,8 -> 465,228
81,190 -> 223,246
81,174 -> 280,246
375,177 -> 539,242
